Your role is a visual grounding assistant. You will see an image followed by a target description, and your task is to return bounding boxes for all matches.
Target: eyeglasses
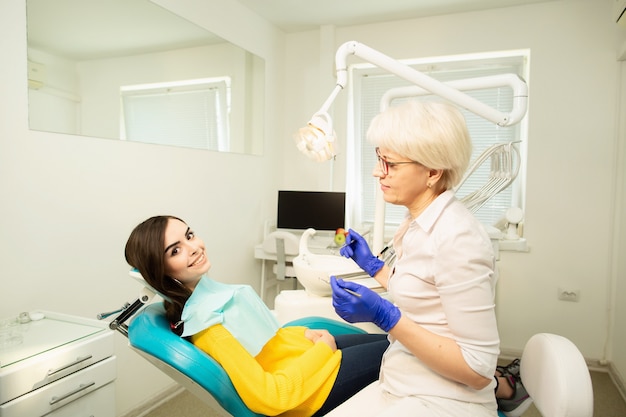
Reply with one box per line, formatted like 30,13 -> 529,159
375,148 -> 419,175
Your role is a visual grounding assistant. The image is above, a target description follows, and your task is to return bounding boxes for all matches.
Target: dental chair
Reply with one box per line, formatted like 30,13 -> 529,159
104,271 -> 367,417
497,333 -> 593,417
103,273 -> 593,417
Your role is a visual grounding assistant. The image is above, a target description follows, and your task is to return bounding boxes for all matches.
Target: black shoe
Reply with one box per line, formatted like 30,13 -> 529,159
497,358 -> 521,378
497,374 -> 533,417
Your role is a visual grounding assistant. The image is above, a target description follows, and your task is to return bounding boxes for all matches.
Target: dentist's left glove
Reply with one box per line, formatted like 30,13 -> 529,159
339,229 -> 384,277
330,276 -> 401,332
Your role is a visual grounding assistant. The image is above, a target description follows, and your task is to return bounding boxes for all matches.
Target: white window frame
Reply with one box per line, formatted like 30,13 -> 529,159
120,77 -> 231,151
345,50 -> 530,238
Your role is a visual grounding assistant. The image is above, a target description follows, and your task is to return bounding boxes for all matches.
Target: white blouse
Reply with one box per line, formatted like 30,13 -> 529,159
380,190 -> 500,405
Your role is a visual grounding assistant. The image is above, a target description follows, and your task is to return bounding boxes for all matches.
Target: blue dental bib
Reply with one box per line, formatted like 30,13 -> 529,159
180,277 -> 280,356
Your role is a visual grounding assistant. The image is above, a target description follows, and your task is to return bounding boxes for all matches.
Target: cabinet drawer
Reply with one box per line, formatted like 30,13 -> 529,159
0,356 -> 116,417
45,382 -> 115,417
0,330 -> 114,404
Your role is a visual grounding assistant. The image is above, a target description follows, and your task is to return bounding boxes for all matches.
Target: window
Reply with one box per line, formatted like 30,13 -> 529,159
120,77 -> 231,151
346,50 -> 529,234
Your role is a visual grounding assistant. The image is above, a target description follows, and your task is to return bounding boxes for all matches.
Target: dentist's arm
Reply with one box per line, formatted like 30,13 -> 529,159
330,277 -> 491,390
387,316 -> 492,390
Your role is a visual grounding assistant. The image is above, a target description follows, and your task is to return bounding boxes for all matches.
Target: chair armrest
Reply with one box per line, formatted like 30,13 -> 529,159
283,316 -> 367,335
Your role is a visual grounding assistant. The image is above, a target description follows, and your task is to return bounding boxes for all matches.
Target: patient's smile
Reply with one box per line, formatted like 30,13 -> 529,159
190,252 -> 206,267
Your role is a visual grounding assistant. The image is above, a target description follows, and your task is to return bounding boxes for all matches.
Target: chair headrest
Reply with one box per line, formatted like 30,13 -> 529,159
129,269 -> 172,302
520,333 -> 593,417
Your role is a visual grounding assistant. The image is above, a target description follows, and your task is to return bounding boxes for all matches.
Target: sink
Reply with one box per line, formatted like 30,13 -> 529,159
293,228 -> 362,296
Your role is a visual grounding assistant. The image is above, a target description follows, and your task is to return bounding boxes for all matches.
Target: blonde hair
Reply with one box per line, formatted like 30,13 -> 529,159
367,100 -> 472,190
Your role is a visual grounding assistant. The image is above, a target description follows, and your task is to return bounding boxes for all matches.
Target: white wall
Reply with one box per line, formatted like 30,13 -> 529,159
281,0 -> 626,371
0,0 -> 285,415
610,52 -> 626,390
2,0 -> 626,414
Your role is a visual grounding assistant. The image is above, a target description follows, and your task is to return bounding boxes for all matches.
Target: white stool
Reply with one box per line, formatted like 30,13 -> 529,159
260,231 -> 300,302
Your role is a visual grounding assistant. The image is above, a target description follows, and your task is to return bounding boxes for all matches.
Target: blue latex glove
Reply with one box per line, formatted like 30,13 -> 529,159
330,276 -> 401,332
339,229 -> 384,277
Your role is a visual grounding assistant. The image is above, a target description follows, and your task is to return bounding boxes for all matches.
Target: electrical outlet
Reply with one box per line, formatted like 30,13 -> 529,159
558,288 -> 580,302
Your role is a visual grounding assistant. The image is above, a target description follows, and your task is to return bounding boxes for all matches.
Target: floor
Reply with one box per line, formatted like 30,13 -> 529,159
142,370 -> 626,417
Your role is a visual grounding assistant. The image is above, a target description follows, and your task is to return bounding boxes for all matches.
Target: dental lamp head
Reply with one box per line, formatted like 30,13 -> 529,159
294,112 -> 336,162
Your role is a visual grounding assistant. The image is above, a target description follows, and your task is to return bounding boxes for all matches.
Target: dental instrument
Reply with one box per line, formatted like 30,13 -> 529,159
342,288 -> 362,298
97,302 -> 130,320
319,277 -> 362,297
339,241 -> 351,252
455,141 -> 522,213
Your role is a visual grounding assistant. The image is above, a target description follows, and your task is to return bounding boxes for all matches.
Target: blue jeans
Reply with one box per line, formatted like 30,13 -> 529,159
314,333 -> 389,416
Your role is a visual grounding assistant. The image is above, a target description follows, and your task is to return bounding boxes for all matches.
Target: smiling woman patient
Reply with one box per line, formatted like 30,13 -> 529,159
124,215 -> 389,416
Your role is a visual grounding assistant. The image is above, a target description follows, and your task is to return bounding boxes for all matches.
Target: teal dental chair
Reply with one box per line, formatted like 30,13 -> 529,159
127,306 -> 593,417
115,302 -> 365,417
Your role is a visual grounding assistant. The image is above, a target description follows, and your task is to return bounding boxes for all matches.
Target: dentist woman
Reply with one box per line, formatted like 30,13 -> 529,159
328,100 -> 528,417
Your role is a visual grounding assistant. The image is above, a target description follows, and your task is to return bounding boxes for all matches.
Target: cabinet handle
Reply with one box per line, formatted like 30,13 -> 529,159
49,381 -> 95,405
47,355 -> 93,376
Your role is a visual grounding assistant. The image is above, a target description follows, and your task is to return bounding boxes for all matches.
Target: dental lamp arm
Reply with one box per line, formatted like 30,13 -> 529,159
296,40 -> 529,252
379,73 -> 528,123
297,41 -> 528,162
334,41 -> 527,126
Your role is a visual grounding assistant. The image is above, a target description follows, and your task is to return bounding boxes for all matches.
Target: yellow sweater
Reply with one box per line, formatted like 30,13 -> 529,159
192,324 -> 342,417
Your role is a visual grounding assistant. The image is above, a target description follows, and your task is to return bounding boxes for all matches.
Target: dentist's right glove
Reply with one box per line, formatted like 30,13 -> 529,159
339,229 -> 384,277
331,277 -> 401,332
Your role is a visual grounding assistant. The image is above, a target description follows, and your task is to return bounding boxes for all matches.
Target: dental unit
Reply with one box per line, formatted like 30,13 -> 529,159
294,40 -> 528,253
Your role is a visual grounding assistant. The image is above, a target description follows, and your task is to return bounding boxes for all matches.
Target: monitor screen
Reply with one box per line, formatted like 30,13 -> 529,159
277,190 -> 346,231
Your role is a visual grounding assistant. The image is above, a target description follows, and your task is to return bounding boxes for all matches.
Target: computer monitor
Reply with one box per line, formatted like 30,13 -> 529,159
277,190 -> 346,232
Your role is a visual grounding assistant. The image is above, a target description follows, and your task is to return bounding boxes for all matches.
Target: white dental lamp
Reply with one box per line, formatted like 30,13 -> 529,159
294,41 -> 529,252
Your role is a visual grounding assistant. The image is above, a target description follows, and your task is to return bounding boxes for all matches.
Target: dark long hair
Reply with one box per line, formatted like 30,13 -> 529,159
125,215 -> 192,334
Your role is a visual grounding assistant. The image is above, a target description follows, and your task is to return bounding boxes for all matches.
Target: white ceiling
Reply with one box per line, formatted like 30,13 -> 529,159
27,0 -> 554,61
27,0 -> 222,60
234,0 -> 554,33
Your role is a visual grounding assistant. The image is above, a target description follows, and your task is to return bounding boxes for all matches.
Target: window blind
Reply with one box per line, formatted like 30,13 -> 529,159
350,53 -> 526,228
120,78 -> 230,151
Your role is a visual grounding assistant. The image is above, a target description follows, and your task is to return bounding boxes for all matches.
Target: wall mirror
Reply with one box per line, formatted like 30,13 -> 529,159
26,0 -> 265,155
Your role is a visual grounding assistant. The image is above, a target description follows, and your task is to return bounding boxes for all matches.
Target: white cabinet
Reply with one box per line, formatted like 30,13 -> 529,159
0,311 -> 116,417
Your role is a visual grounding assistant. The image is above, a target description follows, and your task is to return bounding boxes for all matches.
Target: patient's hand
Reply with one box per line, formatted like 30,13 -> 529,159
304,329 -> 337,352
